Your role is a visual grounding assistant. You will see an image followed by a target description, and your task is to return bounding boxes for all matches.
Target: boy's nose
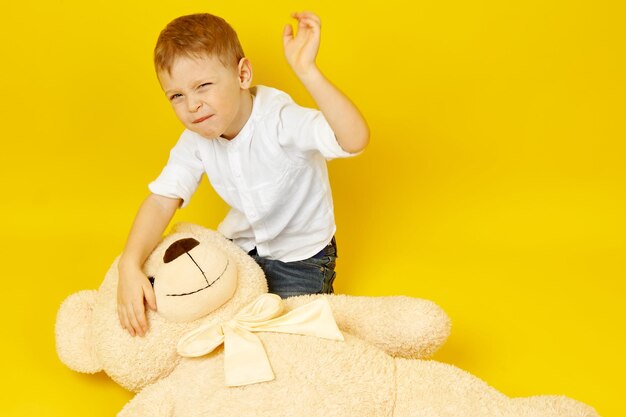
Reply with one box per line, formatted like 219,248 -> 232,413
187,97 -> 202,112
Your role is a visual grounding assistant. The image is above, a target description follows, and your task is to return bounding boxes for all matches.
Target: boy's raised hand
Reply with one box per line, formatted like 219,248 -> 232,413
282,11 -> 322,76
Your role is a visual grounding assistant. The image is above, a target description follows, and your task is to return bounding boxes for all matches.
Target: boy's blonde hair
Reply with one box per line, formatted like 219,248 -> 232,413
154,13 -> 245,76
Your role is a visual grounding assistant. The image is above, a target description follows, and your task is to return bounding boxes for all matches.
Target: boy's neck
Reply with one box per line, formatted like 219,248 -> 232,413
220,89 -> 254,140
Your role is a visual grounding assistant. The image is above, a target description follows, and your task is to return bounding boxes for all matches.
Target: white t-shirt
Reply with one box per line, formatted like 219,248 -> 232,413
149,85 -> 358,262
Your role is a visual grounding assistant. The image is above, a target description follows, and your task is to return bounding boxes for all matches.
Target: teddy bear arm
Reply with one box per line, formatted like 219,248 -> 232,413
284,294 -> 451,358
118,379 -> 174,417
55,290 -> 103,373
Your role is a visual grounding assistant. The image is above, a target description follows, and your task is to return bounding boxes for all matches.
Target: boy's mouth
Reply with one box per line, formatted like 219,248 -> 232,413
193,115 -> 214,123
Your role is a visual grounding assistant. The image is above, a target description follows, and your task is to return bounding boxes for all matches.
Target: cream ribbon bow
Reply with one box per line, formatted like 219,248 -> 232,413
177,293 -> 344,387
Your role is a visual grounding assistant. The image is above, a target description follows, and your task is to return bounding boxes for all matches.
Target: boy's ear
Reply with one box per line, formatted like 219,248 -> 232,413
237,57 -> 253,89
55,290 -> 103,373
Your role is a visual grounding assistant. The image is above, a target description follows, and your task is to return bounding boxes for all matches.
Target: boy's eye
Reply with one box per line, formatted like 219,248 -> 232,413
169,93 -> 182,101
198,82 -> 212,88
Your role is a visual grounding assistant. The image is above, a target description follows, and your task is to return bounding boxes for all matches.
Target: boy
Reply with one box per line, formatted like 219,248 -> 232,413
117,11 -> 369,336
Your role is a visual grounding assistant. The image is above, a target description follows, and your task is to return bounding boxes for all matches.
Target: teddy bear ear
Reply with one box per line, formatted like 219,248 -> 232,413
55,290 -> 103,373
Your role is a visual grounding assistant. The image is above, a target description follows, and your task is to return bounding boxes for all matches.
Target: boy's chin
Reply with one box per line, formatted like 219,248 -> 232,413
189,127 -> 220,140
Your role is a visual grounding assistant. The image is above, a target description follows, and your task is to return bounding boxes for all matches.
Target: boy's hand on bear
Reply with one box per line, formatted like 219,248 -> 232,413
117,264 -> 157,337
283,11 -> 322,77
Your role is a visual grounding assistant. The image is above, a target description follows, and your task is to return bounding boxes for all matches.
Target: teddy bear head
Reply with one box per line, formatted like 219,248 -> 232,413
55,223 -> 267,392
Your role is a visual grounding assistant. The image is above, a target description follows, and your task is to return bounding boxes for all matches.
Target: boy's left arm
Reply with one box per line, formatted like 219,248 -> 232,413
283,11 -> 369,154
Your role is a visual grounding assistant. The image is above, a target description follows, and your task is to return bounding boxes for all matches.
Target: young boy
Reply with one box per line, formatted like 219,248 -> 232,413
117,11 -> 369,336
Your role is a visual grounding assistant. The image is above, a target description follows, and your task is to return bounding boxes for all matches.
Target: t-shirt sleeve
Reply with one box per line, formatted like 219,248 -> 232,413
276,98 -> 362,160
148,130 -> 204,208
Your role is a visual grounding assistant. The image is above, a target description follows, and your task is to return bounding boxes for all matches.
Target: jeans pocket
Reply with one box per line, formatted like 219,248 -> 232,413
321,262 -> 337,294
312,255 -> 337,294
298,254 -> 335,271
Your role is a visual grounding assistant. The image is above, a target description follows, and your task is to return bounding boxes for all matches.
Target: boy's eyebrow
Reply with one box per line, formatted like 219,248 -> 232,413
164,78 -> 215,96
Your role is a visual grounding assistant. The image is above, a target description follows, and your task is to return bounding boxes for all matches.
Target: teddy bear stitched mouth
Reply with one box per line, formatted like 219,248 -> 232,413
164,253 -> 230,297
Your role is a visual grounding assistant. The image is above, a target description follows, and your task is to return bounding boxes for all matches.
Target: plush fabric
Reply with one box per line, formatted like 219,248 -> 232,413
55,223 -> 599,417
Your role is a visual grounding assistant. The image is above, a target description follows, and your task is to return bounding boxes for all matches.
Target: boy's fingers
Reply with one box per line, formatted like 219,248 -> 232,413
297,17 -> 320,32
282,24 -> 293,41
119,305 -> 135,336
117,305 -> 127,330
144,283 -> 157,311
306,14 -> 321,26
127,304 -> 143,336
293,11 -> 321,26
133,302 -> 148,335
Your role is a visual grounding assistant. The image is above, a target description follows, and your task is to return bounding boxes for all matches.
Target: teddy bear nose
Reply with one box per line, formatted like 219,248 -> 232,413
164,238 -> 201,263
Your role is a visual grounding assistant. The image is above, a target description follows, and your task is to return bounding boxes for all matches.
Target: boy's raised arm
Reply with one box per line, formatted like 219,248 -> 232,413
283,11 -> 370,154
117,193 -> 181,336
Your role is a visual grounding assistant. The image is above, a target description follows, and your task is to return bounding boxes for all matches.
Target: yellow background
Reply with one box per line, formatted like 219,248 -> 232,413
1,0 -> 623,415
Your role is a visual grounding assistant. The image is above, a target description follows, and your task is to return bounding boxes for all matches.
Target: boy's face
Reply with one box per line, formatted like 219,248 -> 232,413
157,54 -> 252,140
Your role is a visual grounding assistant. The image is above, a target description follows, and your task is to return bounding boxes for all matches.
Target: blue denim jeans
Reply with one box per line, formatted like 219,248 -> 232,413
248,237 -> 337,298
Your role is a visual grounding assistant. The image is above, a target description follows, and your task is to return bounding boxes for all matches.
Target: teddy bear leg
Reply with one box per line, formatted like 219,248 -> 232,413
392,359 -> 599,417
118,379 -> 173,417
392,358 -> 511,417
509,395 -> 600,417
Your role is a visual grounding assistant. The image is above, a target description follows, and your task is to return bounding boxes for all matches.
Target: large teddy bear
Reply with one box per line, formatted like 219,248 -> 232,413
56,223 -> 599,417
